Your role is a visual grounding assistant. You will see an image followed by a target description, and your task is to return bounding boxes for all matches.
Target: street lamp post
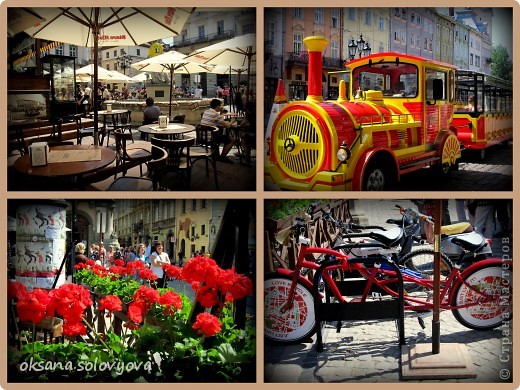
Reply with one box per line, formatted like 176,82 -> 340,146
348,34 -> 372,61
116,48 -> 132,75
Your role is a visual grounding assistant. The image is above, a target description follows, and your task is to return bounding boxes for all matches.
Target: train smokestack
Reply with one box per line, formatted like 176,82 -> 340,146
303,36 -> 328,102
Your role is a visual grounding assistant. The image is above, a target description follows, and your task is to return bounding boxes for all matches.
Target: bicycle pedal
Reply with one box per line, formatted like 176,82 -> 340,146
418,317 -> 426,329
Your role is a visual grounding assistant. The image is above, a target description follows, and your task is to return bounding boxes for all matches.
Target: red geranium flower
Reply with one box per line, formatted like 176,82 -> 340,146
74,262 -> 88,270
108,266 -> 125,276
138,268 -> 158,281
192,312 -> 222,337
180,256 -> 218,284
48,284 -> 93,324
132,285 -> 159,315
86,259 -> 95,267
114,259 -> 125,267
219,268 -> 253,300
128,304 -> 143,324
8,281 -> 26,300
158,290 -> 182,315
98,295 -> 123,313
62,321 -> 87,337
16,289 -> 51,323
162,264 -> 182,279
196,285 -> 220,308
128,260 -> 145,269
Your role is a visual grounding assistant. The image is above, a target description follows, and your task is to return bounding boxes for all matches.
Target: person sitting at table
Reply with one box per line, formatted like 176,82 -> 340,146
200,98 -> 237,164
143,97 -> 162,125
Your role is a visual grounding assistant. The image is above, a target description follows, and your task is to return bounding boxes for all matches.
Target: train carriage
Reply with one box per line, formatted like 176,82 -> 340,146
453,70 -> 512,159
265,35 -> 462,191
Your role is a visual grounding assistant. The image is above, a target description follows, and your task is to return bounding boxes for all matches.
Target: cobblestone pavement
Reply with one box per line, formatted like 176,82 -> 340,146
264,199 -> 513,383
397,142 -> 512,191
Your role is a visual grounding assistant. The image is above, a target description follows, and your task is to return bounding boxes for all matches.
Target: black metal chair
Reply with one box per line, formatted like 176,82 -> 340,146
150,136 -> 194,189
107,145 -> 168,191
190,125 -> 219,190
114,129 -> 152,178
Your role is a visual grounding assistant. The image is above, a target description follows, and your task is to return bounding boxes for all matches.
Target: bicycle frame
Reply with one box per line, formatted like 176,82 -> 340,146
278,240 -> 511,314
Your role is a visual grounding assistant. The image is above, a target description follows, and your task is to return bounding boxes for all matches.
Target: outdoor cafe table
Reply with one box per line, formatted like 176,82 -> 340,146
13,145 -> 116,189
138,123 -> 196,140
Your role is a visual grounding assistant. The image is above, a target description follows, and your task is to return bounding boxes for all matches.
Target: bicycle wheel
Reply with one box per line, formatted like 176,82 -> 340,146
451,264 -> 512,330
264,273 -> 316,344
400,249 -> 453,300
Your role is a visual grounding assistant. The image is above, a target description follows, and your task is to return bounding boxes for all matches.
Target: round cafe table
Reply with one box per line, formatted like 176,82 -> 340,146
14,145 -> 116,180
138,123 -> 195,140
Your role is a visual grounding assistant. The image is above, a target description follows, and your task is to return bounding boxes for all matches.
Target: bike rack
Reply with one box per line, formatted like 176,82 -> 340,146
312,256 -> 405,353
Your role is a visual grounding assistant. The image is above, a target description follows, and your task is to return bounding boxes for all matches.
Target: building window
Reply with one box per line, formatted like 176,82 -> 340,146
475,55 -> 480,67
191,226 -> 195,237
182,200 -> 186,213
201,199 -> 206,209
401,30 -> 406,44
136,48 -> 140,56
192,199 -> 196,211
424,38 -> 428,50
217,20 -> 224,35
198,25 -> 205,39
106,52 -> 109,59
315,8 -> 323,24
379,16 -> 385,30
331,9 -> 339,29
401,8 -> 407,20
394,8 -> 400,17
349,8 -> 356,21
120,48 -> 125,55
69,45 -> 77,57
293,33 -> 303,53
365,10 -> 372,26
411,12 -> 415,24
416,15 -> 421,26
294,8 -> 303,19
410,33 -> 415,47
331,41 -> 339,58
55,45 -> 63,56
201,225 -> 206,235
106,64 -> 110,71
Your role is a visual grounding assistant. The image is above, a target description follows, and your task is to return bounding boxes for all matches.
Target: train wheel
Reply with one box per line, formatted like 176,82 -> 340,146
436,134 -> 460,175
363,158 -> 394,191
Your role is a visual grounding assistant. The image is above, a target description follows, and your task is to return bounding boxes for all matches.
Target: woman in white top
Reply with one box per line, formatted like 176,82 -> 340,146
150,241 -> 170,288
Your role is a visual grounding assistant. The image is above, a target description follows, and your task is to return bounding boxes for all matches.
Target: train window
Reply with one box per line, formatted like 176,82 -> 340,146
352,62 -> 418,97
425,69 -> 446,100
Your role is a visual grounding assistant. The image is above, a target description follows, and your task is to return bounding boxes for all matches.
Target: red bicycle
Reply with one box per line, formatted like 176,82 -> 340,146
264,216 -> 512,344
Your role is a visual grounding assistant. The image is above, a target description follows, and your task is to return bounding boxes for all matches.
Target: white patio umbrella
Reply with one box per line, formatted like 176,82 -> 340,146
131,50 -> 213,116
22,7 -> 195,145
184,33 -> 256,102
129,73 -> 149,83
108,70 -> 132,82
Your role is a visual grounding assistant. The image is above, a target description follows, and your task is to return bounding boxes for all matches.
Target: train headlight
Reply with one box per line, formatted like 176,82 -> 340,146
337,142 -> 351,162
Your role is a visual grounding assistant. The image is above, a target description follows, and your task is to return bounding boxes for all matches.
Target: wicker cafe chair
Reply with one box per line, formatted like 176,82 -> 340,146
107,145 -> 168,191
190,125 -> 219,190
150,136 -> 194,189
113,130 -> 152,178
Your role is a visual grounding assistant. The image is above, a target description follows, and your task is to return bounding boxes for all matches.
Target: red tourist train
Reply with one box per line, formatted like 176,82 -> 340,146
265,35 -> 465,191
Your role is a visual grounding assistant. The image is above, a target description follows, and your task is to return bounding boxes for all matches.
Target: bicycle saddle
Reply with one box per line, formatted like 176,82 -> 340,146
449,232 -> 487,252
441,222 -> 473,236
368,227 -> 403,247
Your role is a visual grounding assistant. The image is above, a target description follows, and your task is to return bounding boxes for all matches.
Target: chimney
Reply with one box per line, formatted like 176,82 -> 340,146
303,36 -> 328,102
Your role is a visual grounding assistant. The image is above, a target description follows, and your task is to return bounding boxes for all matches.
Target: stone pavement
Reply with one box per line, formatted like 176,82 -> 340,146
264,199 -> 513,383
